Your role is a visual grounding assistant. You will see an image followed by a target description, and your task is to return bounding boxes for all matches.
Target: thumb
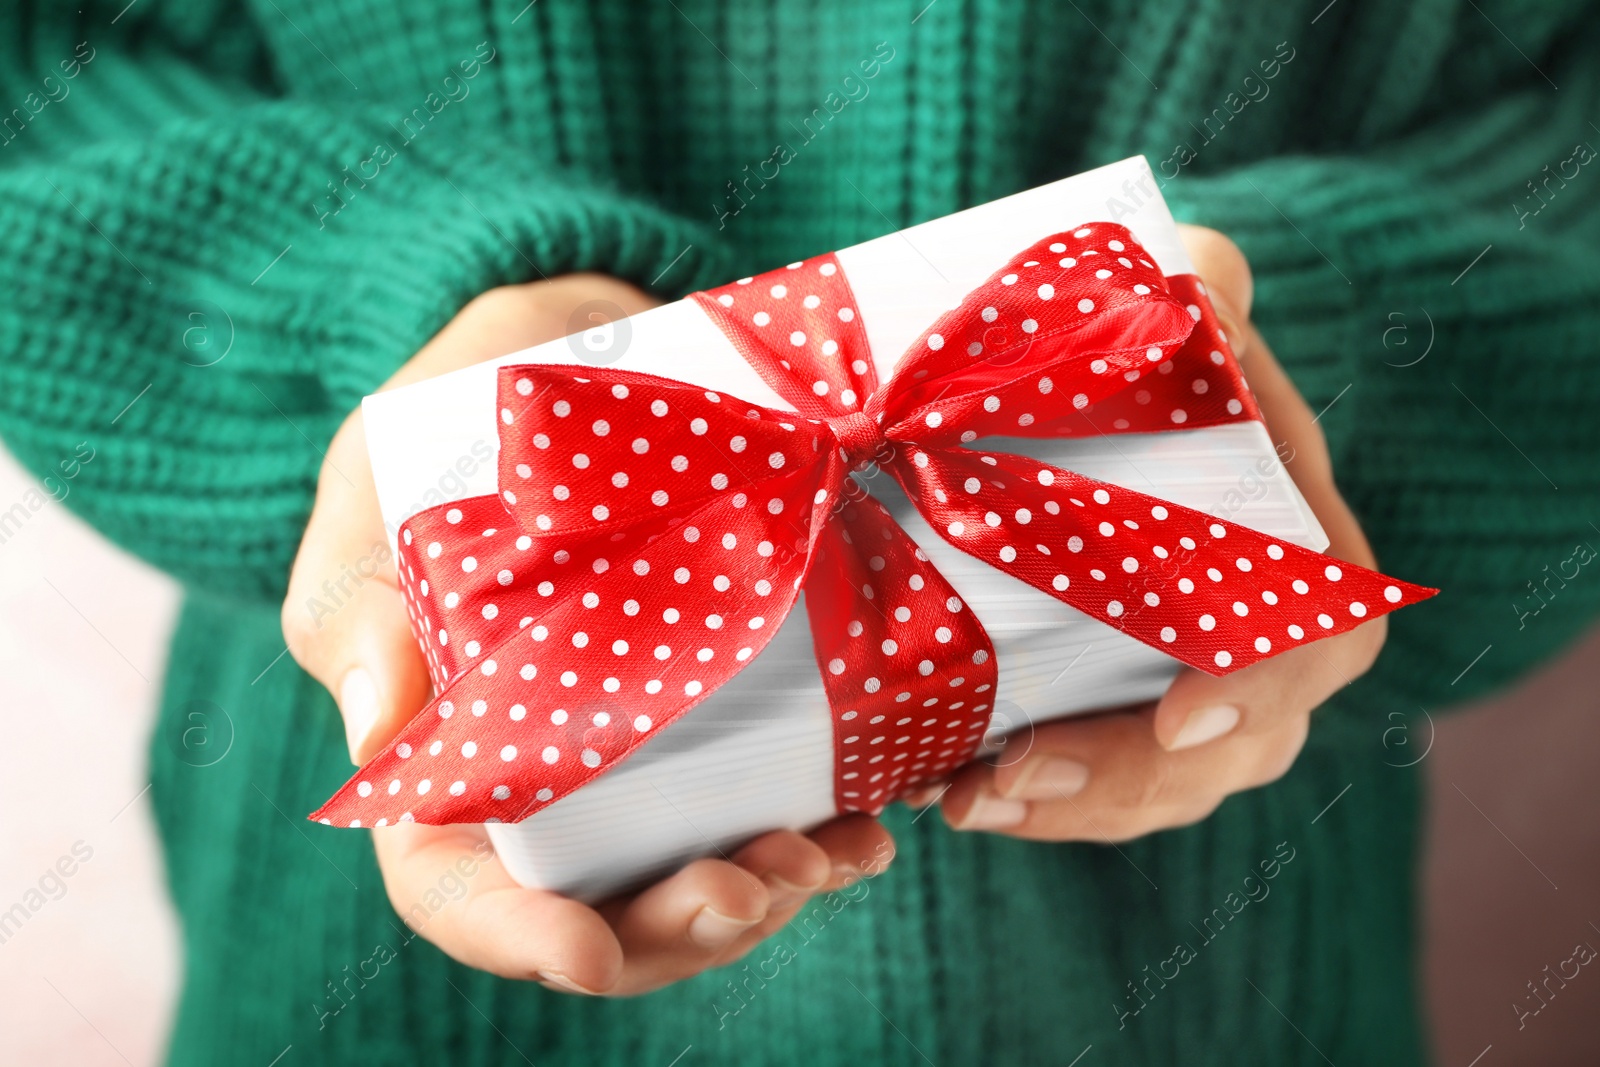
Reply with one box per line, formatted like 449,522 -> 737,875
323,584 -> 433,766
1175,223 -> 1254,348
283,416 -> 432,765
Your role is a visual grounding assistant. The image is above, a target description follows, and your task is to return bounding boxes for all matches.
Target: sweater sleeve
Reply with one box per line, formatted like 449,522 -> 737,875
0,7 -> 726,603
1159,21 -> 1600,703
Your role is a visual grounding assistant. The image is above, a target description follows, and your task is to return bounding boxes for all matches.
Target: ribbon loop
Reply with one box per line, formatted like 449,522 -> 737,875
693,253 -> 879,422
497,367 -> 837,541
876,226 -> 1196,438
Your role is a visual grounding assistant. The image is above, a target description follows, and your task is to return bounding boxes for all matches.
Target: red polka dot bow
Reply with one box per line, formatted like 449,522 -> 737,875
312,224 -> 1435,828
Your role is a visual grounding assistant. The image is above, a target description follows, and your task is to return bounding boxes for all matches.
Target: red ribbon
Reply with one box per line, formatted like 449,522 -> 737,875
313,224 -> 1435,828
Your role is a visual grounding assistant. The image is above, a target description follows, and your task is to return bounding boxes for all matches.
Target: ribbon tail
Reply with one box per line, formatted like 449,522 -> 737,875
898,448 -> 1437,677
802,486 -> 998,814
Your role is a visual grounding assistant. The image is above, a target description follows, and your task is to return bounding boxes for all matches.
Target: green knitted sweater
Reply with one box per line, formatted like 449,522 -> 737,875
3,1 -> 1598,1064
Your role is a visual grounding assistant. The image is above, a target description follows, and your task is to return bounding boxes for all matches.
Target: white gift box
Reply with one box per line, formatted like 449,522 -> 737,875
362,156 -> 1326,901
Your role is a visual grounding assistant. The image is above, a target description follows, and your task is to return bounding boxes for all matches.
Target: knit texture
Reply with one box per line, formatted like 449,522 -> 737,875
2,1 -> 1598,1064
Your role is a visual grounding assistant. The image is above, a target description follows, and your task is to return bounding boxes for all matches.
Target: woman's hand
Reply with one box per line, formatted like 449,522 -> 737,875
282,275 -> 893,995
935,225 -> 1388,841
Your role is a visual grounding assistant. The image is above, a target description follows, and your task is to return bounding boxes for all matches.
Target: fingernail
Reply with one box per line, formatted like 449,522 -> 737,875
955,793 -> 1028,831
339,668 -> 380,765
762,875 -> 811,909
688,907 -> 759,949
832,862 -> 863,888
833,856 -> 889,886
1169,704 -> 1241,751
1010,757 -> 1090,801
535,971 -> 599,995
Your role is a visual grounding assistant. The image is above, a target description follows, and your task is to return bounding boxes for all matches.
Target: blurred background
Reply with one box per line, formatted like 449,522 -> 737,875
0,442 -> 1595,1066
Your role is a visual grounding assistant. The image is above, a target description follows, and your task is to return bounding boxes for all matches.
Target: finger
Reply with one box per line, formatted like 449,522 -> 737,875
947,712 -> 1307,840
1150,623 -> 1380,753
900,781 -> 950,810
1229,314 -> 1368,568
804,813 -> 896,889
282,417 -> 431,764
1233,323 -> 1335,489
611,858 -> 771,955
372,823 -> 624,993
603,815 -> 895,973
1176,223 -> 1254,350
731,829 -> 831,908
954,774 -> 1223,842
1233,324 -> 1385,598
986,707 -> 1301,808
601,858 -> 771,994
694,830 -> 838,969
705,818 -> 896,972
